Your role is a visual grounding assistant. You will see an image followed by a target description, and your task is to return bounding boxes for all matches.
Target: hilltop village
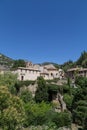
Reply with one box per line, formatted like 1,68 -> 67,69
13,61 -> 64,81
1,53 -> 87,81
13,61 -> 87,81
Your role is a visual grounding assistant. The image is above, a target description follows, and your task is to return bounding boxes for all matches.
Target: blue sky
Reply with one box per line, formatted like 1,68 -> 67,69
0,0 -> 87,64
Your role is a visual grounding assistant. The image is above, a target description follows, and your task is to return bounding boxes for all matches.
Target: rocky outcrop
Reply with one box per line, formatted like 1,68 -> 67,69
58,93 -> 66,111
52,92 -> 67,112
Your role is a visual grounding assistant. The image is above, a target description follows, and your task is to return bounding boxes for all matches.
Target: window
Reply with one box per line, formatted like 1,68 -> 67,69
51,73 -> 53,76
21,76 -> 24,81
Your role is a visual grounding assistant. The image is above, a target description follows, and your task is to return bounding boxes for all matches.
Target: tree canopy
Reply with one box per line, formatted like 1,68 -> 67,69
35,77 -> 48,103
0,86 -> 25,130
12,59 -> 26,69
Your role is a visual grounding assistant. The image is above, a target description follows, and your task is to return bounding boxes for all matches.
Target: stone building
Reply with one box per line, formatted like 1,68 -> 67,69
13,62 -> 64,81
67,67 -> 87,79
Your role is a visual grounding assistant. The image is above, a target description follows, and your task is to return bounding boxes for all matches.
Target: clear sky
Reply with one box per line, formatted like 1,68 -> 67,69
0,0 -> 87,64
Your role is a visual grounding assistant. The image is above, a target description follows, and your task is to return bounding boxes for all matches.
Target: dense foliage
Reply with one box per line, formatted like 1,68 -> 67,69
12,59 -> 26,69
0,71 -> 87,130
0,74 -> 72,130
72,76 -> 87,129
61,60 -> 75,72
35,77 -> 48,103
0,53 -> 13,67
76,51 -> 87,67
61,76 -> 87,130
61,51 -> 87,71
0,86 -> 25,130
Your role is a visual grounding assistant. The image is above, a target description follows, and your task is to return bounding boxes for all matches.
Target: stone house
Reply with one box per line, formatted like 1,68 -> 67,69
67,67 -> 87,79
13,62 -> 64,81
13,67 -> 40,81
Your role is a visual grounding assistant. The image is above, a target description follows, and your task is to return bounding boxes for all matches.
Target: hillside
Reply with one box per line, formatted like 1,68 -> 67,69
76,51 -> 87,67
61,51 -> 87,71
0,51 -> 87,71
0,53 -> 14,69
42,62 -> 60,69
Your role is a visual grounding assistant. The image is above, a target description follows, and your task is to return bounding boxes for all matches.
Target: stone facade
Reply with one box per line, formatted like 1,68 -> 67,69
13,62 -> 64,81
67,67 -> 87,79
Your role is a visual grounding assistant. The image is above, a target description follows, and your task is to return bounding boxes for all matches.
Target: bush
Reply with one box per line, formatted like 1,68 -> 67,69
35,77 -> 48,103
20,89 -> 33,103
52,112 -> 72,128
19,80 -> 35,87
63,94 -> 73,110
24,101 -> 52,126
62,85 -> 70,94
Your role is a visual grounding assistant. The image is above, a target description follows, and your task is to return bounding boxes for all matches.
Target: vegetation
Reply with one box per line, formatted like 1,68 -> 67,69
0,86 -> 25,130
72,76 -> 87,129
0,72 -> 18,94
35,77 -> 48,103
20,89 -> 33,103
12,59 -> 26,69
18,80 -> 35,86
0,51 -> 87,129
0,53 -> 14,68
0,73 -> 72,130
0,53 -> 26,71
24,101 -> 51,126
76,51 -> 87,67
61,76 -> 87,130
0,71 -> 87,129
61,60 -> 75,72
61,51 -> 87,71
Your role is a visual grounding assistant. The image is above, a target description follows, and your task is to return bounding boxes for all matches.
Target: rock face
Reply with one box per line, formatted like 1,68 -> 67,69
20,83 -> 37,97
58,93 -> 66,111
27,84 -> 37,97
58,127 -> 71,130
52,92 -> 67,112
52,94 -> 61,112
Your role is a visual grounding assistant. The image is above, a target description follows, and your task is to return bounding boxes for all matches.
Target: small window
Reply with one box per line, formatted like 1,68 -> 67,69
21,76 -> 24,81
51,73 -> 53,76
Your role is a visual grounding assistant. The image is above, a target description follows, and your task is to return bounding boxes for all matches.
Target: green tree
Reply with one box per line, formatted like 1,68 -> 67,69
76,51 -> 87,66
52,111 -> 71,128
12,59 -> 26,69
20,89 -> 33,103
61,60 -> 75,72
35,77 -> 48,103
82,59 -> 87,67
0,72 -> 18,94
63,94 -> 73,110
0,86 -> 25,130
75,76 -> 87,88
67,77 -> 72,96
83,113 -> 87,130
0,86 -> 11,112
73,100 -> 87,126
24,101 -> 51,126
